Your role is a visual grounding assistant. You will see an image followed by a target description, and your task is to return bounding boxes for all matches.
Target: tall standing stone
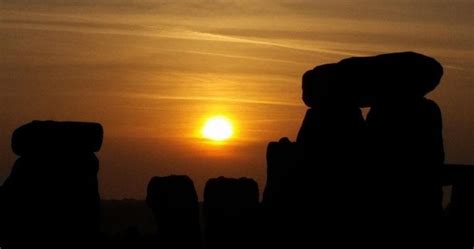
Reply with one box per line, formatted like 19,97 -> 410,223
146,175 -> 202,249
204,177 -> 260,249
0,121 -> 103,248
366,98 -> 444,247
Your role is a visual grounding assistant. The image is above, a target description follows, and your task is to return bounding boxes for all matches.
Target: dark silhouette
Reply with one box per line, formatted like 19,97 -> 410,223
0,121 -> 102,248
263,137 -> 298,207
11,120 -> 103,156
204,177 -> 260,249
0,52 -> 472,248
146,175 -> 202,249
302,51 -> 443,108
264,106 -> 367,247
262,138 -> 303,248
264,51 -> 447,248
300,106 -> 368,247
443,164 -> 474,249
367,98 -> 445,247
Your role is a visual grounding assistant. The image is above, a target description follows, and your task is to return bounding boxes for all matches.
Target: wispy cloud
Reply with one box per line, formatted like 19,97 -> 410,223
176,30 -> 366,56
157,49 -> 306,65
0,18 -> 141,30
125,93 -> 303,107
0,17 -> 363,57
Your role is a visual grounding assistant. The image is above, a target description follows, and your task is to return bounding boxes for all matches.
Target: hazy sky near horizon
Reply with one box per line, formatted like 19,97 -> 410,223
1,0 -> 473,199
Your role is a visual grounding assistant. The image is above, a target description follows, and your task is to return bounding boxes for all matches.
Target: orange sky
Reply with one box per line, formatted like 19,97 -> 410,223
1,0 -> 473,199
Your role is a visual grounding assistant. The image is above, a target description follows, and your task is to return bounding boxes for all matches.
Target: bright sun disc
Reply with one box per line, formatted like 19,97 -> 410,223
202,116 -> 233,141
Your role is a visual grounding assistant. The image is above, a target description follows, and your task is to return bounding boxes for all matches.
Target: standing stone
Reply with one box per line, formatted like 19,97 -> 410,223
204,177 -> 260,249
146,175 -> 202,249
263,137 -> 299,207
444,164 -> 474,249
366,98 -> 444,247
0,121 -> 103,248
265,51 -> 446,248
297,104 -> 368,248
262,137 -> 301,248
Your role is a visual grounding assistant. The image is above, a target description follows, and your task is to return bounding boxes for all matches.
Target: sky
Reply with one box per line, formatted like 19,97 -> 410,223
1,0 -> 473,199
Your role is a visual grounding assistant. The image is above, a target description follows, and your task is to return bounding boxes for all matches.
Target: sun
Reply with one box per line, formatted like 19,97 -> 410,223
202,116 -> 233,141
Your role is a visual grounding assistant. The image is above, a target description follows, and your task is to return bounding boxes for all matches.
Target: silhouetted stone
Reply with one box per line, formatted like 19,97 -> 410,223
146,175 -> 202,249
443,164 -> 474,248
262,137 -> 299,207
296,105 -> 367,200
12,120 -> 103,156
298,105 -> 368,247
262,138 -> 305,248
1,154 -> 101,247
263,98 -> 369,247
297,105 -> 366,146
266,52 -> 447,247
366,98 -> 444,247
302,52 -> 443,107
204,177 -> 260,249
0,185 -> 3,244
367,98 -> 444,165
264,51 -> 448,248
0,121 -> 103,248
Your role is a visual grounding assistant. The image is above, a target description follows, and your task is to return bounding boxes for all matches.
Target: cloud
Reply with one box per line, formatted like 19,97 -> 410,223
1,17 -> 363,57
124,93 -> 303,107
0,18 -> 141,30
158,48 -> 306,65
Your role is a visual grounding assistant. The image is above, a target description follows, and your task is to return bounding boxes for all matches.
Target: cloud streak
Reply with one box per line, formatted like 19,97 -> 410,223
123,93 -> 303,107
0,17 -> 364,57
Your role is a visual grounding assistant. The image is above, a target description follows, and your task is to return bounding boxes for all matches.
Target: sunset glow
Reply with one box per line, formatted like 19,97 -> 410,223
0,0 -> 472,200
202,116 -> 234,142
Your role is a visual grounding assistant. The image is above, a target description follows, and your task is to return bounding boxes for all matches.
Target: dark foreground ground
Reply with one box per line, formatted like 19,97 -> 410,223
101,187 -> 453,238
